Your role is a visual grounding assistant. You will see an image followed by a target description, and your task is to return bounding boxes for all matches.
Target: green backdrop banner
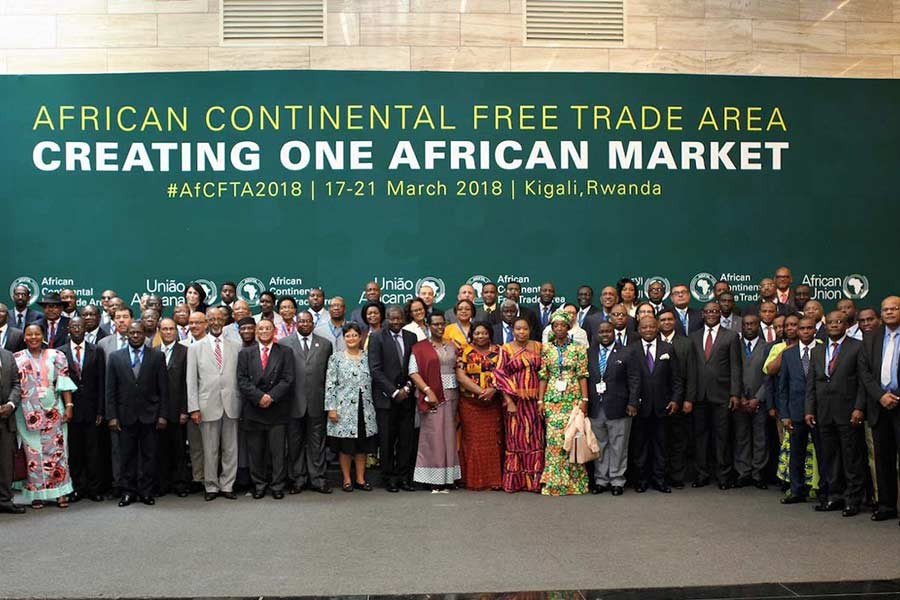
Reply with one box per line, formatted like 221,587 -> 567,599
2,70 -> 896,313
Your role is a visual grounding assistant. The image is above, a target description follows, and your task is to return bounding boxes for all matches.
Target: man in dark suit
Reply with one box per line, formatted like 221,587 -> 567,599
733,314 -> 771,489
632,316 -> 682,493
575,285 -> 600,328
369,306 -> 418,492
10,284 -> 42,329
492,300 -> 518,346
106,323 -> 169,507
61,317 -> 106,503
717,292 -> 742,332
860,296 -> 900,522
671,283 -> 703,337
0,345 -> 23,514
714,281 -> 743,318
609,304 -> 638,347
80,305 -> 107,345
278,309 -> 333,494
237,317 -> 295,499
481,282 -> 501,323
658,308 -> 697,489
778,317 -> 824,504
757,301 -> 779,345
156,317 -> 190,497
588,320 -> 640,496
805,311 -> 867,517
533,282 -> 559,331
804,300 -> 829,342
503,282 -> 540,340
773,266 -> 798,316
0,304 -> 24,352
37,293 -> 69,348
584,288 -> 627,345
746,278 -> 779,317
690,301 -> 742,489
647,280 -> 669,315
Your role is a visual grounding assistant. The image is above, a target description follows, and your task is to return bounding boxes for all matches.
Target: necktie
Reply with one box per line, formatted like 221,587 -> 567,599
599,346 -> 609,377
393,333 -> 404,361
766,325 -> 774,342
746,341 -> 752,357
214,337 -> 223,371
578,310 -> 586,326
617,332 -> 624,346
165,345 -> 172,366
704,328 -> 714,359
646,343 -> 654,372
302,337 -> 310,353
131,348 -> 141,369
505,326 -> 513,343
48,321 -> 55,342
827,342 -> 839,377
542,306 -> 550,328
680,311 -> 688,333
882,331 -> 899,390
74,345 -> 82,377
118,336 -> 126,350
261,345 -> 269,370
802,346 -> 810,377
180,326 -> 188,340
86,331 -> 94,344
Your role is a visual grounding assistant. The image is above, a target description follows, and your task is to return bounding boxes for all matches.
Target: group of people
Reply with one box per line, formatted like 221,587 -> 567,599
0,267 -> 899,529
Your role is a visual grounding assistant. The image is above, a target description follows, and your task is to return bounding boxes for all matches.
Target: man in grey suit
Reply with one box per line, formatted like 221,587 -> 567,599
313,296 -> 347,352
278,309 -> 333,494
0,346 -> 23,513
733,314 -> 771,489
187,307 -> 242,501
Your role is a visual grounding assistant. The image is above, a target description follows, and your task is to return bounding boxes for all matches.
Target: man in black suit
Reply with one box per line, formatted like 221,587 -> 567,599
481,282 -> 501,323
805,311 -> 867,517
0,345 -> 23,514
0,304 -> 24,352
746,278 -> 779,317
717,292 -> 742,332
794,284 -> 812,315
690,301 -> 741,489
860,296 -> 900,522
369,306 -> 418,492
609,304 -> 638,346
492,300 -> 517,346
37,293 -> 69,348
773,266 -> 798,316
658,308 -> 697,489
647,280 -> 669,315
588,320 -> 640,496
804,301 -> 829,342
62,317 -> 106,503
671,283 -> 702,337
237,317 -> 295,499
80,305 -> 107,345
10,284 -> 42,329
503,281 -> 540,341
758,301 -> 779,345
632,316 -> 682,493
156,317 -> 190,497
533,282 -> 558,331
575,285 -> 600,329
583,287 -> 621,345
106,322 -> 169,507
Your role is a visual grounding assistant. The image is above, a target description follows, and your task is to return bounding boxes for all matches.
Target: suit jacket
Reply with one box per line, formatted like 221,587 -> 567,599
718,314 -> 743,333
492,322 -> 514,346
691,326 -> 741,405
98,332 -> 129,365
805,336 -> 866,426
9,307 -> 43,329
0,348 -> 22,433
636,339 -> 683,417
533,303 -> 559,331
83,327 -> 107,345
673,307 -> 703,337
860,325 -> 900,427
278,332 -> 333,418
186,335 -> 241,421
662,334 -> 697,407
237,343 -> 295,425
61,342 -> 105,424
777,344 -> 811,422
106,346 -> 169,426
163,343 -> 188,422
313,320 -> 346,352
739,337 -> 770,409
40,316 -> 70,348
587,342 -> 640,420
583,313 -> 637,345
2,327 -> 24,353
774,290 -> 797,317
368,327 -> 416,410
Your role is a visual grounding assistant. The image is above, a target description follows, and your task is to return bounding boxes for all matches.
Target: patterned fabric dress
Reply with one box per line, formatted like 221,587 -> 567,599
493,341 -> 544,493
538,341 -> 589,496
13,349 -> 77,502
457,344 -> 503,491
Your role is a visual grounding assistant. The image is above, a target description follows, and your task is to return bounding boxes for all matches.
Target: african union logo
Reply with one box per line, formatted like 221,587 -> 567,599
466,275 -> 491,305
9,276 -> 39,304
842,274 -> 869,300
690,272 -> 717,302
643,275 -> 671,301
194,278 -> 218,305
416,276 -> 446,304
237,277 -> 266,307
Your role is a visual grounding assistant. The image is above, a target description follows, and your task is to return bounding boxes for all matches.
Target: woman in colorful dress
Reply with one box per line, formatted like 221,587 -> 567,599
444,300 -> 475,348
455,322 -> 503,491
14,323 -> 77,509
493,317 -> 544,493
409,312 -> 461,492
538,310 -> 590,496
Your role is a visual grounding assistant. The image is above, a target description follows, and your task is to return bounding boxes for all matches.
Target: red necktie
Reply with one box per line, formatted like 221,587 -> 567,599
766,326 -> 774,342
704,328 -> 714,359
48,321 -> 55,342
828,342 -> 839,376
214,337 -> 223,371
261,345 -> 269,371
74,345 -> 82,377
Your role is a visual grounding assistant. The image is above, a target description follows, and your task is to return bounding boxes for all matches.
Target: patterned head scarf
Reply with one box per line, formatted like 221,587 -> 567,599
550,309 -> 572,326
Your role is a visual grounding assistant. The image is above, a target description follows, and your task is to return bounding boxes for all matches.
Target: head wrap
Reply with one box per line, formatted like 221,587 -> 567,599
550,309 -> 572,326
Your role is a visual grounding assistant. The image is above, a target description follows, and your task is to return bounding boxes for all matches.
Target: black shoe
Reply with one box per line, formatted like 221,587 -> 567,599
591,485 -> 609,495
354,481 -> 372,491
88,493 -> 105,502
272,491 -> 285,500
252,490 -> 265,499
781,494 -> 806,504
386,483 -> 399,493
118,495 -> 135,507
140,496 -> 155,506
670,480 -> 685,490
815,499 -> 845,512
753,479 -> 769,490
634,483 -> 647,493
691,477 -> 710,488
288,485 -> 303,495
311,483 -> 332,494
399,481 -> 416,492
204,492 -> 218,501
611,486 -> 624,496
0,503 -> 25,514
176,490 -> 189,498
653,483 -> 672,494
69,491 -> 82,503
733,477 -> 751,489
220,491 -> 237,500
718,480 -> 733,490
842,505 -> 860,517
871,509 -> 898,521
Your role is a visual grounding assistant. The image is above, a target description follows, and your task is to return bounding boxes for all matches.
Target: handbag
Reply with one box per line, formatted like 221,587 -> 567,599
563,407 -> 600,464
13,444 -> 26,481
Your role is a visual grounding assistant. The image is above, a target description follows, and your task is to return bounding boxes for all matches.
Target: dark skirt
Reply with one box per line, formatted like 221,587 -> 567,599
328,392 -> 378,455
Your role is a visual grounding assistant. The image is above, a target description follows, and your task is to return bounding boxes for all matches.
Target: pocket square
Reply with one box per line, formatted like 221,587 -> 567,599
659,353 -> 670,360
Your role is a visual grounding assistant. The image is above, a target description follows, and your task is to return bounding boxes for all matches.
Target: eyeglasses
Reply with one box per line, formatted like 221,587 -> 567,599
703,309 -> 721,315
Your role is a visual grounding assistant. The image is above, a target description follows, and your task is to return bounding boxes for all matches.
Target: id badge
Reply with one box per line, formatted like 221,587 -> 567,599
596,381 -> 607,395
554,379 -> 567,392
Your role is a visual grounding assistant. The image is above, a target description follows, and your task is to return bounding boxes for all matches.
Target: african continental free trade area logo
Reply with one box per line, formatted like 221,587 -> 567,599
690,272 -> 717,302
416,276 -> 446,304
465,275 -> 491,306
9,276 -> 40,304
237,277 -> 267,307
193,278 -> 219,305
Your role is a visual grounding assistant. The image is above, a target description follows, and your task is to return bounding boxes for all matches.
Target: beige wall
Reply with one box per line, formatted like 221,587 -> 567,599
1,0 -> 899,77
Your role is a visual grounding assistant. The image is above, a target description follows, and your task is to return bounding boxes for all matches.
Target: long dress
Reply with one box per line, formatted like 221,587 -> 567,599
457,344 -> 503,490
410,341 -> 461,485
539,341 -> 590,496
14,349 -> 78,502
493,341 -> 544,493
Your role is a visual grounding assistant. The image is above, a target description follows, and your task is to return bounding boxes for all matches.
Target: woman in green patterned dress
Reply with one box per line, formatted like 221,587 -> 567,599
538,309 -> 589,496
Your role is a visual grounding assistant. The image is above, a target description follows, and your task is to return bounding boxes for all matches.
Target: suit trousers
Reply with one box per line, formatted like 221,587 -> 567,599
692,401 -> 733,482
244,422 -> 287,493
287,414 -> 326,488
110,429 -> 122,488
633,413 -> 667,486
590,410 -> 632,487
187,420 -> 204,483
199,417 -> 239,493
119,422 -> 158,498
68,421 -> 103,496
820,421 -> 866,506
872,410 -> 900,511
788,420 -> 826,498
157,423 -> 189,494
376,404 -> 416,486
666,411 -> 692,484
0,425 -> 15,505
732,408 -> 769,481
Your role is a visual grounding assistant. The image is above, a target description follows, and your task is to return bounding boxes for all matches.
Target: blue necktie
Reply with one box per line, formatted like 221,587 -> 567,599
802,347 -> 810,377
889,333 -> 900,391
599,346 -> 609,377
679,311 -> 688,333
745,341 -> 752,358
131,349 -> 142,368
505,325 -> 513,343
